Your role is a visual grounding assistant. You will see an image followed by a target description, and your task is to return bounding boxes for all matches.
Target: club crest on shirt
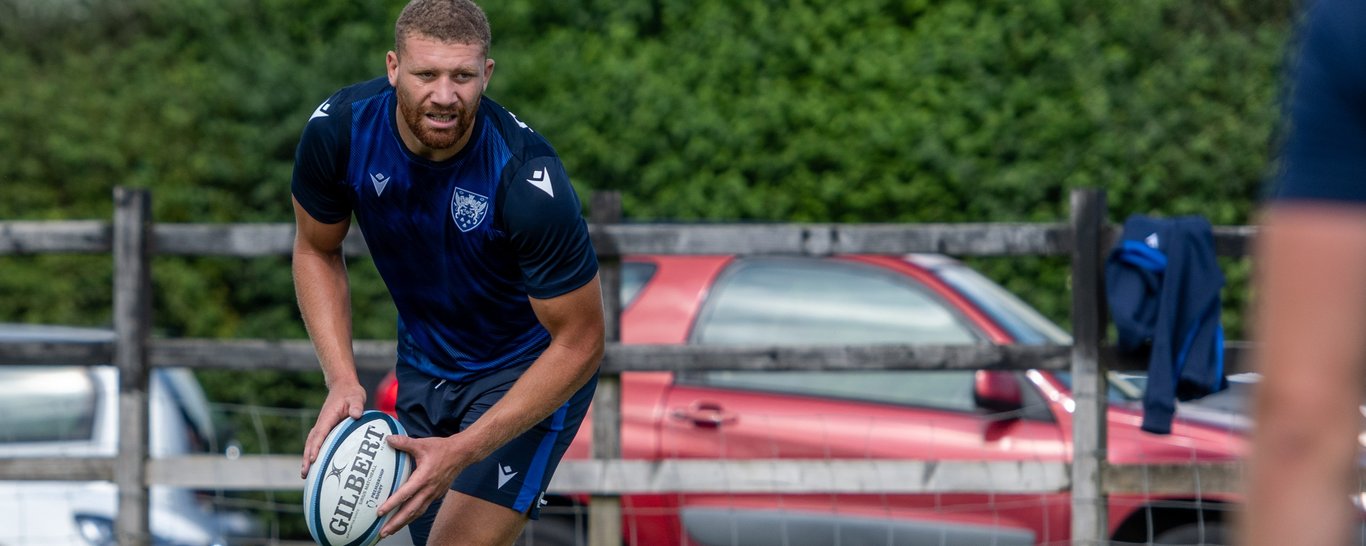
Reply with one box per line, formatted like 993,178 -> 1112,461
451,188 -> 489,233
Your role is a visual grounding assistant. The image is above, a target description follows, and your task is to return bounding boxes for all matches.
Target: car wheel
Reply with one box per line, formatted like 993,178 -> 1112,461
515,514 -> 585,546
1152,521 -> 1229,545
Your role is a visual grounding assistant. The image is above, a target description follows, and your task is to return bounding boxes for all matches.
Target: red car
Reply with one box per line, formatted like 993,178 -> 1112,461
377,254 -> 1243,545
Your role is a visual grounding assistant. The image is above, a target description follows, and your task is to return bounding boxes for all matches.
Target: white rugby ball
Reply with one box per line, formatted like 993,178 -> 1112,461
304,410 -> 413,546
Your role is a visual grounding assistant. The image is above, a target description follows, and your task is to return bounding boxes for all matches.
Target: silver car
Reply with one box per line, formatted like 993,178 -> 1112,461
0,324 -> 249,546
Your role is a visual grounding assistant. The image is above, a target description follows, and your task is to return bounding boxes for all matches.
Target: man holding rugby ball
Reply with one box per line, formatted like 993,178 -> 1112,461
291,1 -> 603,544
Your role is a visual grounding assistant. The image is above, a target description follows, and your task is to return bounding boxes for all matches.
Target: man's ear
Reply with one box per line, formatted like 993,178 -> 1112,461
482,58 -> 495,93
386,50 -> 400,87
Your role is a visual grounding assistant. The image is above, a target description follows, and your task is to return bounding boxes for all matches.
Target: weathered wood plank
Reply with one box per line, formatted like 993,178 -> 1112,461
149,338 -> 396,372
0,220 -> 110,254
155,222 -> 1076,257
1105,462 -> 1245,495
0,456 -> 1286,497
0,457 -> 116,481
0,339 -> 114,366
146,455 -> 303,490
602,343 -> 1072,372
112,187 -> 153,544
0,455 -> 1280,497
553,459 -> 1071,495
1070,189 -> 1109,546
591,223 -> 1074,257
588,193 -> 624,546
152,224 -> 370,257
2,338 -> 1255,376
2,221 -> 1257,259
138,340 -> 1072,373
142,455 -> 1071,494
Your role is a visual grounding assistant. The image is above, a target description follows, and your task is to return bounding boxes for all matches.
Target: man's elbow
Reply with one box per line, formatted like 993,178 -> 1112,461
590,336 -> 605,367
578,327 -> 605,366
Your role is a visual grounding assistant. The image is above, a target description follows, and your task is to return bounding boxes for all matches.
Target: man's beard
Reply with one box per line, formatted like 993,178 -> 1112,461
397,89 -> 477,152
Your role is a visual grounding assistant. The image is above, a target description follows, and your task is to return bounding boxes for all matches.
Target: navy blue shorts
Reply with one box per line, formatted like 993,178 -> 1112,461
393,360 -> 596,544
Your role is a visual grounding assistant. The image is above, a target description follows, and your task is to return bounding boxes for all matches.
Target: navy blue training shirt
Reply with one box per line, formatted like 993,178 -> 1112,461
1272,0 -> 1366,203
292,77 -> 598,381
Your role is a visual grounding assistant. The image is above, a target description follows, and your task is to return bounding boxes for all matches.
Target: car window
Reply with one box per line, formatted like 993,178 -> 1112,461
158,369 -> 223,455
692,257 -> 980,345
621,261 -> 656,309
695,370 -> 979,412
932,262 -> 1072,345
684,258 -> 984,412
0,366 -> 98,443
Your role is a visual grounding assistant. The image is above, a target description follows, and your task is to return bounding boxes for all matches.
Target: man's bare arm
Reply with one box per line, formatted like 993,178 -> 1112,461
292,196 -> 366,477
1245,205 -> 1366,546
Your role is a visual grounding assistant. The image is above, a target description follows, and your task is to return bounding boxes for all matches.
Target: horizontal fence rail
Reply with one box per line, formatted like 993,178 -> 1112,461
0,220 -> 1263,258
0,454 -> 1263,496
0,220 -> 110,253
137,457 -> 1075,494
0,338 -> 1254,374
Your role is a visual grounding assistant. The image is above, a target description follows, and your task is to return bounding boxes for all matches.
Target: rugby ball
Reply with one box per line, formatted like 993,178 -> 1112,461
304,410 -> 413,546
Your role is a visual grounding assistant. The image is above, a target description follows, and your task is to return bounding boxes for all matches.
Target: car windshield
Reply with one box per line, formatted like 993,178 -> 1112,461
0,366 -> 98,443
925,259 -> 1152,402
1052,371 -> 1146,403
929,260 -> 1072,345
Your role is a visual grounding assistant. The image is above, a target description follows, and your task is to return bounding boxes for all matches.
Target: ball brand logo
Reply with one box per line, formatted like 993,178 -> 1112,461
328,424 -> 387,536
325,459 -> 347,484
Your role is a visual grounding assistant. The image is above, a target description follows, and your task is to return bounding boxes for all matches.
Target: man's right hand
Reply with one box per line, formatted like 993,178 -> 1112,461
300,382 -> 367,478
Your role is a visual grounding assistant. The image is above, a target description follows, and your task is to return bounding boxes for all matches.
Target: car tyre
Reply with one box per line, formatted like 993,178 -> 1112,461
1152,521 -> 1228,545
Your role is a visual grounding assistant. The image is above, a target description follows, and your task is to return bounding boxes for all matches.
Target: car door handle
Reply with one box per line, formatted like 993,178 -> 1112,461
670,401 -> 737,428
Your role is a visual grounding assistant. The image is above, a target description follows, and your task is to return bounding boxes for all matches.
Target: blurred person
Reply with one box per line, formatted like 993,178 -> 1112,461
290,0 -> 603,544
1243,0 -> 1366,544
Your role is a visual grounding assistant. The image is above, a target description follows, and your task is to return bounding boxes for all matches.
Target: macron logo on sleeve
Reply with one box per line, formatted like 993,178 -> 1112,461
309,101 -> 331,121
527,168 -> 554,198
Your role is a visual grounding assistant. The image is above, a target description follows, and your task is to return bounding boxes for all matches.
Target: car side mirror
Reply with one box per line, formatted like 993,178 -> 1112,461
974,370 -> 1023,415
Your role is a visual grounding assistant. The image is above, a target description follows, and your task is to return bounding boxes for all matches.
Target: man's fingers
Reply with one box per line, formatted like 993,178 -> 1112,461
386,434 -> 412,453
379,489 -> 417,535
378,476 -> 420,516
382,493 -> 432,538
299,426 -> 325,478
299,404 -> 350,478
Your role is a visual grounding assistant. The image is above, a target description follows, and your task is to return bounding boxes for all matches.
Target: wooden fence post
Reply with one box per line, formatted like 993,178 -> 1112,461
113,187 -> 153,544
589,192 -> 623,546
1070,188 -> 1109,545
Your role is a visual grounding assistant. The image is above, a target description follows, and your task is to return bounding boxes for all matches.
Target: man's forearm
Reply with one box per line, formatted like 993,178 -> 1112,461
1245,206 -> 1366,546
458,340 -> 601,461
293,244 -> 360,388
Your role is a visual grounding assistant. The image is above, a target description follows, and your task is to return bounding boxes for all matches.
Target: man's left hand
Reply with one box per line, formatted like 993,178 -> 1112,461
376,433 -> 479,538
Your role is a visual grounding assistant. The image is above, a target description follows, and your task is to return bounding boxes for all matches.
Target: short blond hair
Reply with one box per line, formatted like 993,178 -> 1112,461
394,0 -> 491,57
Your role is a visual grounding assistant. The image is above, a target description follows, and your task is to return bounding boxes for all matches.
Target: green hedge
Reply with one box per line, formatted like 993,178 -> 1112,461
0,0 -> 1293,334
0,0 -> 1294,538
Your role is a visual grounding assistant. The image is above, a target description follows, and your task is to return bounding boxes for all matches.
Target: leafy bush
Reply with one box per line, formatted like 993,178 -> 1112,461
0,0 -> 1294,535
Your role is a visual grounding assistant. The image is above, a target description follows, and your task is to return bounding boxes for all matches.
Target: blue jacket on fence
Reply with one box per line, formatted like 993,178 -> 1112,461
1105,214 -> 1228,435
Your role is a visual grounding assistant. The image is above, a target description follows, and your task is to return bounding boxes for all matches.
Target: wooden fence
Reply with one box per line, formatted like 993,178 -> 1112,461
0,187 -> 1260,546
